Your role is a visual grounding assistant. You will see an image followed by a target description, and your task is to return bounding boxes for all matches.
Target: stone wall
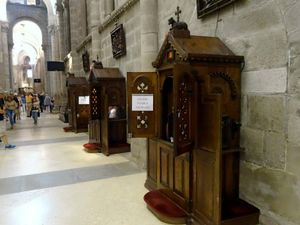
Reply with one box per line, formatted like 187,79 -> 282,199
99,3 -> 141,71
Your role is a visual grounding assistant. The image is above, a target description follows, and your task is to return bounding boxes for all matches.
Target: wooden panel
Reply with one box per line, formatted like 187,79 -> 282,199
193,93 -> 222,225
148,138 -> 158,184
127,72 -> 158,137
89,119 -> 101,144
68,84 -> 89,132
100,90 -> 109,155
76,104 -> 89,129
90,85 -> 101,120
222,153 -> 239,201
193,150 -> 216,224
108,119 -> 127,144
174,152 -> 190,199
157,141 -> 173,189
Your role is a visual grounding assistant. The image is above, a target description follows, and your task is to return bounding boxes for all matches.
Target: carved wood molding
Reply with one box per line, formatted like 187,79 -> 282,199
209,72 -> 238,99
98,0 -> 139,34
176,80 -> 191,143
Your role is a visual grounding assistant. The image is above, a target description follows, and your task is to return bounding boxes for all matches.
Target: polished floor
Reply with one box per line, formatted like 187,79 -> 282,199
0,112 -> 174,225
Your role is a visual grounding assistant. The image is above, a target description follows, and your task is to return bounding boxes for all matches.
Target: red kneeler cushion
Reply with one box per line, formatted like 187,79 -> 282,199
83,143 -> 100,152
144,190 -> 186,224
63,126 -> 72,132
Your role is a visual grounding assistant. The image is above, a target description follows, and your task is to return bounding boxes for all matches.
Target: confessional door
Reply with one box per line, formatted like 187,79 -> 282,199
192,92 -> 222,225
73,86 -> 89,133
127,72 -> 158,137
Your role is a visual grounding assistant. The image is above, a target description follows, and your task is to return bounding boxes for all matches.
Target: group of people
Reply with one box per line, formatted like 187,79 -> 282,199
0,92 -> 55,149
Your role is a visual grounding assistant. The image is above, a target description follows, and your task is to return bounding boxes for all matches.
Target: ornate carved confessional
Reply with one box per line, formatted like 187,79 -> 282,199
127,11 -> 259,225
66,75 -> 89,133
87,62 -> 130,156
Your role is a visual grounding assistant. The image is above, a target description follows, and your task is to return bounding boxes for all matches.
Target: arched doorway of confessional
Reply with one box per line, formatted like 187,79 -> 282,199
11,20 -> 45,95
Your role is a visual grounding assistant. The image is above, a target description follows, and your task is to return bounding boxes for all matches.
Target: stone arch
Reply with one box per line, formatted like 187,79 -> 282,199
6,2 -> 50,53
6,1 -> 51,93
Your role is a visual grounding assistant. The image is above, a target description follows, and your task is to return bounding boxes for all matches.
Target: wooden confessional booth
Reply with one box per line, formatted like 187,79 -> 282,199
87,62 -> 130,155
127,20 -> 259,225
66,75 -> 89,133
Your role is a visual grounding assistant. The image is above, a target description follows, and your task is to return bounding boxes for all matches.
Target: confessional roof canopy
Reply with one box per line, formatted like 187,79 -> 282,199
152,31 -> 244,68
67,77 -> 87,86
88,67 -> 123,83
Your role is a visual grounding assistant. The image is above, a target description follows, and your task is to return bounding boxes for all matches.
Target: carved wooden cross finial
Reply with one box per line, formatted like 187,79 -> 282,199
175,6 -> 181,22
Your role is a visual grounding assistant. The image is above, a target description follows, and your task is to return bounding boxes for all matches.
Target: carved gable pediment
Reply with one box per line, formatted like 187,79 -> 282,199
152,32 -> 243,68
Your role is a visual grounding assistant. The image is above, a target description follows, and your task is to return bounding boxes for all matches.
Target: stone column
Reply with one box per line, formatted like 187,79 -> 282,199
99,0 -> 106,22
105,0 -> 114,17
91,0 -> 101,60
48,24 -> 60,95
140,0 -> 158,71
56,0 -> 65,59
0,23 -> 10,91
131,0 -> 158,169
42,44 -> 51,94
8,42 -> 14,92
63,0 -> 71,53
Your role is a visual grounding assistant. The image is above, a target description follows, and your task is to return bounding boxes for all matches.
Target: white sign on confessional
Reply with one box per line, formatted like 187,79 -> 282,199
132,94 -> 153,111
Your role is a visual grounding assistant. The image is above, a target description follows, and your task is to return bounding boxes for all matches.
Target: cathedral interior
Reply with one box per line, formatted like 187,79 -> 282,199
0,1 -> 300,225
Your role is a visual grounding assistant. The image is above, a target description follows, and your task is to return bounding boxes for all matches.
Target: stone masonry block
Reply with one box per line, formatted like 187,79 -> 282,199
289,31 -> 300,56
282,1 -> 300,34
222,1 -> 283,39
240,161 -> 300,224
130,137 -> 147,169
240,127 -> 264,166
288,56 -> 300,94
225,27 -> 288,71
140,14 -> 157,34
248,95 -> 285,132
241,95 -> 248,126
126,32 -> 135,48
141,33 -> 158,53
287,95 -> 300,142
264,131 -> 286,169
286,142 -> 300,176
241,67 -> 287,94
288,115 -> 300,146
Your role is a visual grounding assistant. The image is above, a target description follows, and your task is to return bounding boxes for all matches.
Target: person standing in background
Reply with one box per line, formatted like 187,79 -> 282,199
0,93 -> 16,149
44,94 -> 51,112
21,94 -> 26,113
50,96 -> 55,113
4,95 -> 18,129
13,94 -> 20,122
25,93 -> 32,117
31,95 -> 40,125
38,92 -> 45,113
